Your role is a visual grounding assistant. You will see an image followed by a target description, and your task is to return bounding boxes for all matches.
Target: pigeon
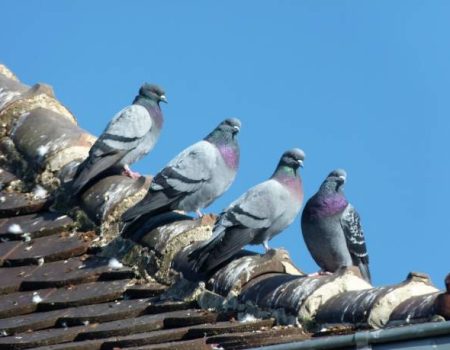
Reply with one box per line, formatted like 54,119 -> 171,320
188,148 -> 305,274
301,169 -> 371,283
71,83 -> 167,195
121,118 -> 241,237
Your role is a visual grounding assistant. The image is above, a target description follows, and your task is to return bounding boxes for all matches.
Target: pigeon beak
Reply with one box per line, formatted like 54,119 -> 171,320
298,160 -> 304,168
232,125 -> 240,133
159,95 -> 168,103
338,175 -> 346,182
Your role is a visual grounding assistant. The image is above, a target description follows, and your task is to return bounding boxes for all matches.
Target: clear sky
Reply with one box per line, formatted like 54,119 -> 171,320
2,1 -> 449,288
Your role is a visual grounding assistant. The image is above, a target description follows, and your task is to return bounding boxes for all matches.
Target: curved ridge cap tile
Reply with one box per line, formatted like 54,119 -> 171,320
0,83 -> 76,137
0,75 -> 28,113
211,254 -> 268,297
368,272 -> 439,329
269,275 -> 328,311
130,215 -> 214,284
81,175 -> 150,224
314,285 -> 400,328
298,267 -> 372,323
10,108 -> 92,157
238,273 -> 296,305
435,273 -> 450,320
388,292 -> 439,326
0,88 -> 22,112
9,108 -> 95,176
45,145 -> 92,172
208,249 -> 303,298
142,216 -> 214,253
0,64 -> 20,81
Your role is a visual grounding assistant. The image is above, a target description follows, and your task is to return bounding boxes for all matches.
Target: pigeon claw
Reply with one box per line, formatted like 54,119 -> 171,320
307,270 -> 333,277
263,240 -> 271,253
123,165 -> 141,180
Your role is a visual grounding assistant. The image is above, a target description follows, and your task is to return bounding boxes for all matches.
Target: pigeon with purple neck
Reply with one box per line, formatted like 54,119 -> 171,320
71,83 -> 167,195
121,118 -> 241,237
188,148 -> 305,275
301,169 -> 371,283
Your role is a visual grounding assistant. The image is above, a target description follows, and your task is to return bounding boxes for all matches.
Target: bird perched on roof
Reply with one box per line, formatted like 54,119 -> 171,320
301,169 -> 371,283
71,83 -> 167,195
121,118 -> 241,238
188,148 -> 305,274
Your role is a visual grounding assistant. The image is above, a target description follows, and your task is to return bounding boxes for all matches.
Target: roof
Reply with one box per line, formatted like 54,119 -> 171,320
0,63 -> 449,349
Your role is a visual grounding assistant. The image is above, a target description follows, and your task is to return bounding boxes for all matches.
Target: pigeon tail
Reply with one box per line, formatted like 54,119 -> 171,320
358,262 -> 372,284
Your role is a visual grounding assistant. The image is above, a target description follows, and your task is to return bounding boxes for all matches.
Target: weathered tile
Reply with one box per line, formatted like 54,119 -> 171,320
58,298 -> 149,326
0,212 -> 73,240
208,249 -> 303,297
30,339 -> 103,350
21,256 -> 134,289
207,326 -> 309,350
76,309 -> 217,341
101,327 -> 190,349
0,288 -> 56,318
0,299 -> 147,335
74,313 -> 163,340
39,280 -> 131,310
187,318 -> 275,338
162,309 -> 219,328
315,272 -> 438,329
138,215 -> 214,284
388,292 -> 439,326
0,168 -> 18,187
0,309 -> 65,334
2,232 -> 92,266
0,265 -> 39,294
0,192 -> 49,218
125,283 -> 168,299
146,299 -> 198,314
239,268 -> 371,323
125,338 -> 210,350
80,175 -> 150,224
435,273 -> 450,320
11,107 -> 89,170
0,240 -> 22,266
0,325 -> 86,350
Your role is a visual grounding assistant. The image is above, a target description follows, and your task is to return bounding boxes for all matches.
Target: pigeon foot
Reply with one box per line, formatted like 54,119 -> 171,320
262,240 -> 271,253
123,165 -> 141,179
308,270 -> 333,277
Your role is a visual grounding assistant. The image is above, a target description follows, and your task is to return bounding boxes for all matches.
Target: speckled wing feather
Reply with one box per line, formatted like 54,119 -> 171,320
121,141 -> 216,222
72,105 -> 152,195
340,204 -> 371,282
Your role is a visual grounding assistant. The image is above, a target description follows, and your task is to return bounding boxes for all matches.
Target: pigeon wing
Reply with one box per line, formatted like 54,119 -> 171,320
189,180 -> 285,272
340,204 -> 371,282
72,105 -> 152,194
121,141 -> 216,221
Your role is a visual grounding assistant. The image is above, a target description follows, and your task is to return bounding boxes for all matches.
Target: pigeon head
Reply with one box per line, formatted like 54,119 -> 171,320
206,118 -> 241,143
272,148 -> 305,181
139,83 -> 167,104
321,168 -> 347,193
217,118 -> 241,135
280,148 -> 305,170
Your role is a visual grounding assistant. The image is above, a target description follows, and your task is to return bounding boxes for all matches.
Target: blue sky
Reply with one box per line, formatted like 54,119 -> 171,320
2,1 -> 449,288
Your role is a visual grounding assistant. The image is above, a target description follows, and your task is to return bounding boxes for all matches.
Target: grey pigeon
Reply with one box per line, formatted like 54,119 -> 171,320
121,118 -> 241,237
301,169 -> 371,283
71,83 -> 166,195
189,148 -> 305,274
